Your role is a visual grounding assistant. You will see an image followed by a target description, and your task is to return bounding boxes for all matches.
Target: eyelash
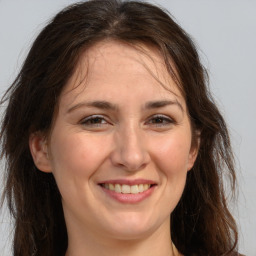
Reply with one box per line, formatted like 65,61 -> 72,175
146,114 -> 175,127
80,115 -> 108,127
80,114 -> 175,128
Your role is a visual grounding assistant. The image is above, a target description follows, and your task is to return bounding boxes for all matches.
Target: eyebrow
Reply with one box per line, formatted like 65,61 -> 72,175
144,100 -> 184,112
67,101 -> 118,113
66,99 -> 183,114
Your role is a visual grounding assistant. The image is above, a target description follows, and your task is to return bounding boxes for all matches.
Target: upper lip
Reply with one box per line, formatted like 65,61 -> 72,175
98,179 -> 157,186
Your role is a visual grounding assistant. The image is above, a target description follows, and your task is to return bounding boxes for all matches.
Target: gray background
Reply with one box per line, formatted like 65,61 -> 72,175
0,0 -> 255,255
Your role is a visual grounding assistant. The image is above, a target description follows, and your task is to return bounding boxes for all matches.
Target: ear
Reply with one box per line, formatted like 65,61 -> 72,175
29,132 -> 52,173
187,131 -> 200,171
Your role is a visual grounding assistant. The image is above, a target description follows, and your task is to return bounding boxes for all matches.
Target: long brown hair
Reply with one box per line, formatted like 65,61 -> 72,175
0,0 -> 238,255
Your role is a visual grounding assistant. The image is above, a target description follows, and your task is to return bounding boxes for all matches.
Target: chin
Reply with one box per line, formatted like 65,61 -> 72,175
102,212 -> 167,240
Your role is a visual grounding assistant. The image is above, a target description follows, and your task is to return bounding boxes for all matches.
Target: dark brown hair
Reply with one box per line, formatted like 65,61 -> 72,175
0,0 -> 238,255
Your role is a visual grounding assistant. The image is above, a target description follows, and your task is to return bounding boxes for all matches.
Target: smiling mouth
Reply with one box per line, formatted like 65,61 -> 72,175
100,183 -> 154,194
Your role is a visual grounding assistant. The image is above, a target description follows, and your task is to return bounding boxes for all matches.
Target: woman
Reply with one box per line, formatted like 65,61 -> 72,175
0,0 -> 239,255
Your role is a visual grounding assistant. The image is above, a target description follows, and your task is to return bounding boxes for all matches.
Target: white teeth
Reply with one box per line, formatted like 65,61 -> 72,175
131,185 -> 139,194
121,184 -> 131,193
115,184 -> 122,193
109,183 -> 115,191
102,183 -> 152,194
138,184 -> 144,192
143,184 -> 149,190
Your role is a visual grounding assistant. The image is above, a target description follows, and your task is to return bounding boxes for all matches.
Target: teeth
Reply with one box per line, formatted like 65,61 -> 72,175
138,184 -> 144,192
131,185 -> 139,194
109,184 -> 115,191
144,184 -> 149,190
103,183 -> 152,194
122,184 -> 130,194
115,184 -> 122,193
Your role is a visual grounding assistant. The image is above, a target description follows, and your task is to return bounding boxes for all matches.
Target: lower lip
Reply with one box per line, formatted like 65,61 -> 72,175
100,185 -> 156,204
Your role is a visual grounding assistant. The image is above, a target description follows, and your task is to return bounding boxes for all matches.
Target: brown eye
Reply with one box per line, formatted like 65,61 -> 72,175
147,115 -> 174,127
80,115 -> 108,127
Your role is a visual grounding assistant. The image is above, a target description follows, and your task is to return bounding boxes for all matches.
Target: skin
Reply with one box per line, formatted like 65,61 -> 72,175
30,40 -> 199,256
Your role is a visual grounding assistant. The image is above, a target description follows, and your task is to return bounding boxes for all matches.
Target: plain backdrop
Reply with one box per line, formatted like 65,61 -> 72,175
0,1 -> 255,255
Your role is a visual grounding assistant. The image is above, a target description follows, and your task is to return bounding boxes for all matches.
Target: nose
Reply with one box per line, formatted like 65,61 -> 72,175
110,126 -> 150,172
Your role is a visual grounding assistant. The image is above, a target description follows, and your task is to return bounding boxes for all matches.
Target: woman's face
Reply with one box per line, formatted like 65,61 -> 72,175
31,41 -> 198,241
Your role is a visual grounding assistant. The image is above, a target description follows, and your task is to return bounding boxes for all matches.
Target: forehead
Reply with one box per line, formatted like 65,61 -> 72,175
60,40 -> 185,108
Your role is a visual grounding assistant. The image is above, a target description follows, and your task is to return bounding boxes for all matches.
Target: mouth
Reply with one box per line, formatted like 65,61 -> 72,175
99,183 -> 155,194
98,180 -> 157,203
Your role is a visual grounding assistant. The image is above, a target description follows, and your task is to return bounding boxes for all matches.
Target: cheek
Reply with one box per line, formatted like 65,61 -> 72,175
153,133 -> 191,209
152,132 -> 192,175
49,132 -> 108,180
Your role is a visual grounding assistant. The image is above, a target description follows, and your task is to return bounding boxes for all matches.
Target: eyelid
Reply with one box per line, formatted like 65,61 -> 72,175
79,114 -> 109,125
79,114 -> 175,129
145,114 -> 175,125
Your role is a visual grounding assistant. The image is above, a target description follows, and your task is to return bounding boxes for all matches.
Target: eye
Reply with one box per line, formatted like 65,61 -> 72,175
146,114 -> 175,127
80,115 -> 109,128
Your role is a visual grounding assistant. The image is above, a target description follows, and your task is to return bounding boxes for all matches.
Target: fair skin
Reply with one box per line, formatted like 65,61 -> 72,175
30,40 -> 198,256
